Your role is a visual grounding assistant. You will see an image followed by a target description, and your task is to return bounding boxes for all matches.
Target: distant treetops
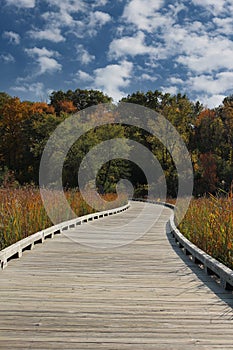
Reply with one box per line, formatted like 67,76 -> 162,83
0,89 -> 232,197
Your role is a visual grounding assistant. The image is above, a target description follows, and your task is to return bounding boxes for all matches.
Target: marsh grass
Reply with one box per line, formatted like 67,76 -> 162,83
0,187 -> 126,250
179,190 -> 233,269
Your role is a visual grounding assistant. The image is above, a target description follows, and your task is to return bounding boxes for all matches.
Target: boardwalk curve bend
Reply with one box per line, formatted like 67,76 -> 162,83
0,201 -> 233,349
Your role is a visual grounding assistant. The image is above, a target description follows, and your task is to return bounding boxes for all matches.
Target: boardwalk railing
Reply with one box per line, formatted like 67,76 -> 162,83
132,198 -> 233,291
1,198 -> 233,291
169,211 -> 233,291
0,203 -> 130,270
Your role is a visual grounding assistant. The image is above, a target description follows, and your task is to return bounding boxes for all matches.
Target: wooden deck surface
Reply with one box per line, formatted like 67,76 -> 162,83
0,201 -> 233,349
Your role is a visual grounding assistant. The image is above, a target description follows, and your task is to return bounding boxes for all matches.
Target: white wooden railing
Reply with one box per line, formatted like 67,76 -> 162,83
0,203 -> 130,270
132,198 -> 233,291
1,198 -> 233,291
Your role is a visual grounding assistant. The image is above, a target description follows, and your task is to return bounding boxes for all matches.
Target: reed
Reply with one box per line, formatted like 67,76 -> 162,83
0,187 -> 126,250
179,190 -> 233,269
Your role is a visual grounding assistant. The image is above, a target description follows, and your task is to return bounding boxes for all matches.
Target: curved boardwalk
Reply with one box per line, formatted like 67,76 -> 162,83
0,202 -> 233,349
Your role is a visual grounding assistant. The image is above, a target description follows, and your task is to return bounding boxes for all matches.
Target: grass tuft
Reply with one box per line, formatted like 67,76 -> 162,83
0,187 -> 126,250
179,190 -> 233,269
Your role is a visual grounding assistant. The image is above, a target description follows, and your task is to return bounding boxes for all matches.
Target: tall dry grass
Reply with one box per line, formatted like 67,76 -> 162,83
179,190 -> 233,269
0,187 -> 126,250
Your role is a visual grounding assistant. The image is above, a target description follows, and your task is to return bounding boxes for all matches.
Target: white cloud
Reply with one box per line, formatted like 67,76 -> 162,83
122,0 -> 167,32
161,86 -> 179,95
45,0 -> 86,13
5,0 -> 35,8
3,31 -> 20,44
41,1 -> 85,39
73,61 -> 134,102
25,47 -> 58,57
25,46 -> 62,74
76,70 -> 93,82
93,0 -> 108,6
86,11 -> 111,35
94,0 -> 108,5
197,94 -> 226,108
11,82 -> 45,98
188,72 -> 233,94
169,77 -> 184,85
177,45 -> 233,73
3,0 -> 233,109
191,0 -> 229,15
109,31 -> 156,59
42,11 -> 75,27
111,2 -> 233,80
76,45 -> 95,65
29,28 -> 65,43
42,4 -> 111,38
38,56 -> 62,74
213,17 -> 233,35
45,0 -> 109,13
89,11 -> 111,27
141,73 -> 157,82
168,2 -> 187,17
94,61 -> 133,101
162,24 -> 233,73
0,53 -> 15,63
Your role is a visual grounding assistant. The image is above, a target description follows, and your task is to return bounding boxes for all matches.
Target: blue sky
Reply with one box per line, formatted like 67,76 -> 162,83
1,0 -> 233,107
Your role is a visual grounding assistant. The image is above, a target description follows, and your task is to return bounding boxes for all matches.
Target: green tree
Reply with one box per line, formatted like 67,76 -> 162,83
50,88 -> 112,115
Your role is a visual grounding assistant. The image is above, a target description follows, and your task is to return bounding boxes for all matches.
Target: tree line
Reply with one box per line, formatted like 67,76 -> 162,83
0,89 -> 232,197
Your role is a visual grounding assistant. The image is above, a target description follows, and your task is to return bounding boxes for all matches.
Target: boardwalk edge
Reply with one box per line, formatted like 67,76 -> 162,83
133,198 -> 233,291
0,202 -> 130,270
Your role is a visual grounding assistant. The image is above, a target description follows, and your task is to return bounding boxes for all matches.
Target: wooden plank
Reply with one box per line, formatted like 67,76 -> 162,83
0,202 -> 232,349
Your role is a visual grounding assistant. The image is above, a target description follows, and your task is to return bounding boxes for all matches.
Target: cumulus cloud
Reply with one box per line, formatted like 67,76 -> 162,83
197,94 -> 226,108
45,0 -> 86,13
28,28 -> 65,42
122,0 -> 167,32
25,47 -> 62,74
5,0 -> 35,8
188,72 -> 233,95
42,11 -> 75,28
191,0 -> 229,15
76,70 -> 93,82
160,24 -> 233,73
109,31 -> 156,59
41,5 -> 111,38
169,77 -> 184,85
93,61 -> 133,101
2,0 -> 233,108
74,61 -> 133,101
11,82 -> 45,98
37,56 -> 62,74
140,73 -> 157,82
213,17 -> 233,35
76,45 -> 95,64
0,53 -> 15,63
89,11 -> 111,27
3,31 -> 20,44
161,86 -> 179,95
25,47 -> 58,58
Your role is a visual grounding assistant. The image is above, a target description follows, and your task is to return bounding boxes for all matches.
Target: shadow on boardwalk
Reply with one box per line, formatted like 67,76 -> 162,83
166,223 -> 233,314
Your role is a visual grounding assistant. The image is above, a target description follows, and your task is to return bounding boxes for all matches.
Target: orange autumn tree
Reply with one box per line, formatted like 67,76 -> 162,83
0,97 -> 32,171
0,98 -> 58,183
30,101 -> 55,115
58,100 -> 77,114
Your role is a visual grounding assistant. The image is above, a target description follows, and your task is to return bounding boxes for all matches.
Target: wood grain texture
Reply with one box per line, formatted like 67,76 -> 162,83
0,202 -> 233,349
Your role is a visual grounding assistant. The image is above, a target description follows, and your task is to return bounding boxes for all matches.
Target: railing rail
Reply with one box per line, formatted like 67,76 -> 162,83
2,198 -> 233,291
0,203 -> 130,270
132,198 -> 233,291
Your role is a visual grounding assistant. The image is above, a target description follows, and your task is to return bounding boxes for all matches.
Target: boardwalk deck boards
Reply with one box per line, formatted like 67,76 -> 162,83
0,202 -> 233,349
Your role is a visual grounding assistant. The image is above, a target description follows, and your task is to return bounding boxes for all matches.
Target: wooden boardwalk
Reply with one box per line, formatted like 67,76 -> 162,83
0,201 -> 233,349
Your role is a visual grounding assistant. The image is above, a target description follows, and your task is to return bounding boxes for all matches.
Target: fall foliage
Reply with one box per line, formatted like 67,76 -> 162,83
0,89 -> 233,196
